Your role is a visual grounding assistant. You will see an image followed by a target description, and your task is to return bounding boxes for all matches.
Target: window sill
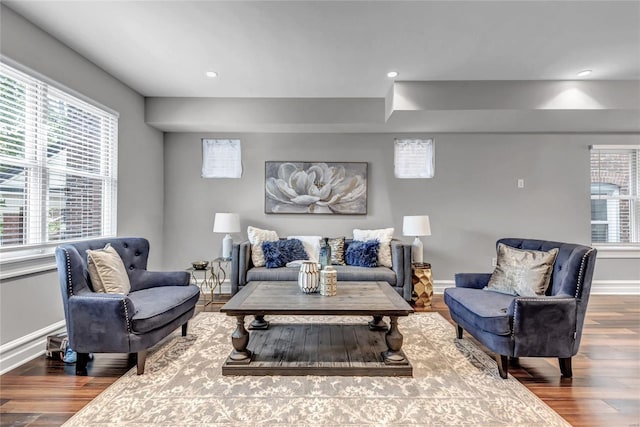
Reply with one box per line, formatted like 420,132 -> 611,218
0,248 -> 58,280
593,245 -> 640,259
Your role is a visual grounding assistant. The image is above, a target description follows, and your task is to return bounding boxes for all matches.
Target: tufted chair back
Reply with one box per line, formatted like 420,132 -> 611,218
55,237 -> 151,300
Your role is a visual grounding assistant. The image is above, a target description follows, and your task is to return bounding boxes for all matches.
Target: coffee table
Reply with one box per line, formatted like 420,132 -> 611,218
219,281 -> 414,376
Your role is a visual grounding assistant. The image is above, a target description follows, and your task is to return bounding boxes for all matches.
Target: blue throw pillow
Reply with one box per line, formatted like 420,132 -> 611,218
345,240 -> 379,267
262,239 -> 309,268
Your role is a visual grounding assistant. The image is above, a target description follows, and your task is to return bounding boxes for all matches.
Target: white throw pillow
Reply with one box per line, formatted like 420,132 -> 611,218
353,228 -> 394,267
247,226 -> 279,267
86,244 -> 131,294
288,235 -> 322,262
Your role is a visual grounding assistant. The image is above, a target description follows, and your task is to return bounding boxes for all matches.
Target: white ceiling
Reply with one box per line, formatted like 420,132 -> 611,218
5,1 -> 640,98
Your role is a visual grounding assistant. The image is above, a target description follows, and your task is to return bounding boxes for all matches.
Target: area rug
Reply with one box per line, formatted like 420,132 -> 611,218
63,313 -> 569,426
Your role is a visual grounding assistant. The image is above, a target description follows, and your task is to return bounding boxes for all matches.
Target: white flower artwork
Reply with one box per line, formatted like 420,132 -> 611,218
265,161 -> 367,214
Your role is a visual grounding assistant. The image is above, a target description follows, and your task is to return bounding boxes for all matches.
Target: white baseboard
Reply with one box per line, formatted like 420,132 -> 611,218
433,280 -> 640,295
0,320 -> 66,375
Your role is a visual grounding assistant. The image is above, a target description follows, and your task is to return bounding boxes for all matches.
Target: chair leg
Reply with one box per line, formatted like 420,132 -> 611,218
136,350 -> 147,375
456,325 -> 463,339
182,322 -> 188,337
496,354 -> 509,379
559,357 -> 573,377
75,352 -> 90,376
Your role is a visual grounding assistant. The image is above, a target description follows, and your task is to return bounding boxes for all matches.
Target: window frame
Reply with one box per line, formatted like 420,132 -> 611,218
589,144 -> 640,257
0,58 -> 119,264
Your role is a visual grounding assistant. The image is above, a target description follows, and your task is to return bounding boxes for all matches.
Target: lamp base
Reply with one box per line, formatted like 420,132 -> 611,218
411,237 -> 424,264
222,234 -> 233,259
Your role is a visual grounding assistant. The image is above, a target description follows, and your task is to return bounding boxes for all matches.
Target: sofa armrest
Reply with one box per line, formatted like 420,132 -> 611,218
67,294 -> 136,352
390,240 -> 412,300
509,296 -> 578,357
131,270 -> 190,291
454,273 -> 492,289
231,241 -> 252,294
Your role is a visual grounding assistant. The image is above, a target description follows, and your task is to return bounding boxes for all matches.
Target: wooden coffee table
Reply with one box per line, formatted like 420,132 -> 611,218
220,281 -> 414,376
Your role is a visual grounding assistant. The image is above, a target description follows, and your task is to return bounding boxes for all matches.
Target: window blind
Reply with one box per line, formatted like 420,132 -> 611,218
590,146 -> 639,244
394,138 -> 434,178
201,139 -> 242,178
0,62 -> 118,250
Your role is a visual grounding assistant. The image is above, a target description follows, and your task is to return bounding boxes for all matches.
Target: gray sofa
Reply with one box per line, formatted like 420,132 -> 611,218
231,238 -> 413,301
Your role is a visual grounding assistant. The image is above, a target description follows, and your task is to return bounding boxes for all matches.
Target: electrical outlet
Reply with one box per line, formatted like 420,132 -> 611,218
517,178 -> 525,188
491,257 -> 497,267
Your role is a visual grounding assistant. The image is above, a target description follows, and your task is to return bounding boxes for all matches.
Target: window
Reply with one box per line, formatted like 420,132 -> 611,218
394,138 -> 434,178
590,146 -> 639,245
0,62 -> 118,254
201,139 -> 242,178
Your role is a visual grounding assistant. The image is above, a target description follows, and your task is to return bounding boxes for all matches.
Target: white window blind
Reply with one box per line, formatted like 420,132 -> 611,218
0,62 -> 118,251
201,138 -> 242,178
394,138 -> 434,178
590,145 -> 639,245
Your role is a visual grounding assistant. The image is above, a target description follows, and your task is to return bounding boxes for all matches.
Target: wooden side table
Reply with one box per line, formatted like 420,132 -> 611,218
411,262 -> 433,308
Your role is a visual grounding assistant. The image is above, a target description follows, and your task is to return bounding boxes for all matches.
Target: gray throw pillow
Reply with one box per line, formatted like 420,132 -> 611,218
485,243 -> 559,297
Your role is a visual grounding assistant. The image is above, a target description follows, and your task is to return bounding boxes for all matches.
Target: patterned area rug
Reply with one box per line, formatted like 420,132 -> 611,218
63,313 -> 569,426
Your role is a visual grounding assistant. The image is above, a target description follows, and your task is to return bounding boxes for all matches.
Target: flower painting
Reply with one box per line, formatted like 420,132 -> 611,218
265,162 -> 367,214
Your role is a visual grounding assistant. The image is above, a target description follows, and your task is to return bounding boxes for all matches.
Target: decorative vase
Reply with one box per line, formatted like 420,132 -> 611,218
320,266 -> 338,296
298,261 -> 319,294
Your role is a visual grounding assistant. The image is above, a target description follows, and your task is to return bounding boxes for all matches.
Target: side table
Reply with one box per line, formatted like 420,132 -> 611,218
411,262 -> 433,308
188,258 -> 230,311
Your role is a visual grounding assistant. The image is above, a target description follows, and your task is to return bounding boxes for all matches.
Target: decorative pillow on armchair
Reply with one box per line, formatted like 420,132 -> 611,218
248,226 -> 279,267
262,239 -> 309,268
485,243 -> 559,297
353,228 -> 394,267
86,244 -> 131,294
345,240 -> 380,267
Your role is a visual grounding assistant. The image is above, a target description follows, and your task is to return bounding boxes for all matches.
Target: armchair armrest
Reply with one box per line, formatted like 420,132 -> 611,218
131,270 -> 190,291
509,296 -> 578,357
454,273 -> 492,289
67,293 -> 136,353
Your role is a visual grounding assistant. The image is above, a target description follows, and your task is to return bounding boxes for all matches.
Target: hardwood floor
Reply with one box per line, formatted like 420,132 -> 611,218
1,294 -> 638,426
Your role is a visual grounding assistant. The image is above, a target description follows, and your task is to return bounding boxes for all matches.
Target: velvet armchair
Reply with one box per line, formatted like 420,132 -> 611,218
444,238 -> 597,378
55,237 -> 200,375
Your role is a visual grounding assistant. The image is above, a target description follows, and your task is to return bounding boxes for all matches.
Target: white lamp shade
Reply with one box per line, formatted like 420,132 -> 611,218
213,213 -> 240,234
403,215 -> 431,237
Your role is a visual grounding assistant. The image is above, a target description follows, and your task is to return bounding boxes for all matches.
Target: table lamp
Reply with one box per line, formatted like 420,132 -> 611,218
403,215 -> 431,264
213,213 -> 240,259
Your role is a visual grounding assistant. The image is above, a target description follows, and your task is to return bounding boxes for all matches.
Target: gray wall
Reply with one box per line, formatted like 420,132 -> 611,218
163,132 -> 640,283
0,6 -> 165,346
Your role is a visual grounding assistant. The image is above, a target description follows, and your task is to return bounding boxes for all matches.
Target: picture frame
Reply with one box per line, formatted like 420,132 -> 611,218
265,161 -> 368,214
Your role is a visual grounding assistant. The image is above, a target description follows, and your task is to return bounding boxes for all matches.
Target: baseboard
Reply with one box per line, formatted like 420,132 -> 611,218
433,280 -> 640,295
0,320 -> 66,375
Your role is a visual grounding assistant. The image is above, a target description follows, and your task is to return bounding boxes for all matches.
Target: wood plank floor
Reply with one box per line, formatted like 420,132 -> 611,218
1,294 -> 639,426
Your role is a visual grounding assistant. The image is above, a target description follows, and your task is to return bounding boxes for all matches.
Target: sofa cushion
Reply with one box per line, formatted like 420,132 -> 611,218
246,265 -> 397,285
444,287 -> 515,336
288,235 -> 322,262
86,244 -> 131,294
248,226 -> 279,267
263,239 -> 308,268
129,285 -> 200,334
353,228 -> 394,267
486,243 -> 559,297
327,236 -> 346,265
345,240 -> 379,267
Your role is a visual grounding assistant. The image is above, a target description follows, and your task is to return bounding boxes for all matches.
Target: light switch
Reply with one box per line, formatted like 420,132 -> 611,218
517,179 -> 525,188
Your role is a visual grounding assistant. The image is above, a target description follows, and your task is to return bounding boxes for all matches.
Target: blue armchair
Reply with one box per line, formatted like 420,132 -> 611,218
444,238 -> 597,378
55,237 -> 200,375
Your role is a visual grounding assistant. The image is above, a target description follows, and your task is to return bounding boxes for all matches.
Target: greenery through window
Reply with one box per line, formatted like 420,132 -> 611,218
0,62 -> 118,251
590,146 -> 639,245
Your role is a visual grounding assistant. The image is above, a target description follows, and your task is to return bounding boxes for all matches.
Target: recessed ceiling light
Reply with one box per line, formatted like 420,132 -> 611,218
387,71 -> 399,78
577,70 -> 592,77
205,71 -> 218,78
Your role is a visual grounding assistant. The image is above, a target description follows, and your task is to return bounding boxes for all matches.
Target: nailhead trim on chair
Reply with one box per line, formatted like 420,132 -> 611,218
575,248 -> 595,299
122,299 -> 132,333
63,248 -> 73,296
